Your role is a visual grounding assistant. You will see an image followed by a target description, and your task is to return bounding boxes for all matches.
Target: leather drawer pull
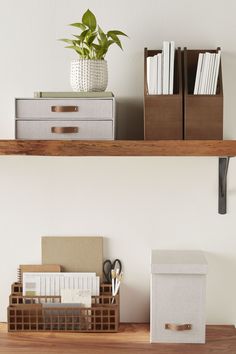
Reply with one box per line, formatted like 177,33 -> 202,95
165,323 -> 192,331
51,106 -> 79,112
51,127 -> 79,134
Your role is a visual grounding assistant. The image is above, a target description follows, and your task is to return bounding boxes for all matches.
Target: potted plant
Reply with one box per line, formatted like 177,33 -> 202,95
60,9 -> 128,92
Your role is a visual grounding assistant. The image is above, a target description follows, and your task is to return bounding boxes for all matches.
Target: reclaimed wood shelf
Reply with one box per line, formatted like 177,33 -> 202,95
0,323 -> 235,354
0,139 -> 235,214
0,139 -> 236,157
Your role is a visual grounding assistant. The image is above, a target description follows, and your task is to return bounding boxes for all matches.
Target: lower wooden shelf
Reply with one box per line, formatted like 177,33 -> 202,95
0,139 -> 236,157
0,323 -> 235,353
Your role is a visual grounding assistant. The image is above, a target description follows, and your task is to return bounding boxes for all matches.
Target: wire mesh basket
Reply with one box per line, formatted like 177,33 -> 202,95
8,283 -> 119,332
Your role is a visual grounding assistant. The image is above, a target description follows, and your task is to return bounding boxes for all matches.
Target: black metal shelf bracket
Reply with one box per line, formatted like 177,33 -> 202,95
219,157 -> 230,214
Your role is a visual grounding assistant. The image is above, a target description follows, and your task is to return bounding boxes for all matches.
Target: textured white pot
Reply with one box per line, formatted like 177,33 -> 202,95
70,59 -> 108,92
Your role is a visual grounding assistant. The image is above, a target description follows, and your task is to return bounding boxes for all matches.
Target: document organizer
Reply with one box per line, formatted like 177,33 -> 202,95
183,48 -> 223,140
144,47 -> 183,140
8,282 -> 119,332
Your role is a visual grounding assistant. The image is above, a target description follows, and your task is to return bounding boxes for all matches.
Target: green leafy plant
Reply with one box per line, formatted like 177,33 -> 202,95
60,9 -> 128,60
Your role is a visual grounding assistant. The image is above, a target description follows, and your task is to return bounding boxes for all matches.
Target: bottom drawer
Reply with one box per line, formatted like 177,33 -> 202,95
16,120 -> 114,140
150,274 -> 206,344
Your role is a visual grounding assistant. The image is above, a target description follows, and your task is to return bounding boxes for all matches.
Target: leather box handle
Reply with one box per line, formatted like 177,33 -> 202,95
51,127 -> 79,134
165,323 -> 192,331
51,106 -> 79,113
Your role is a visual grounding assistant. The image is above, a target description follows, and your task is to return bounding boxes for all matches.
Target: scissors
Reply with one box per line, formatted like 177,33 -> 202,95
103,259 -> 122,283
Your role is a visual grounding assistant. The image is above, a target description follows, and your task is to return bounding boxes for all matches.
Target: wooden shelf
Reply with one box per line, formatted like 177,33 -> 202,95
0,139 -> 236,157
0,323 -> 235,353
0,139 -> 234,214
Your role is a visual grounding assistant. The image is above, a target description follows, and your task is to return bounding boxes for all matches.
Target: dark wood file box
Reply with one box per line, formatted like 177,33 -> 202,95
144,47 -> 183,140
184,48 -> 223,140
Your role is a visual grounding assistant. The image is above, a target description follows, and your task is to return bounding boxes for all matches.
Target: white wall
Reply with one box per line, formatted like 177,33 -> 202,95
0,0 -> 236,323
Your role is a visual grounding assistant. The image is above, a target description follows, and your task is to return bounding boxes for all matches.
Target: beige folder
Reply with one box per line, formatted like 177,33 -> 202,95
41,237 -> 103,278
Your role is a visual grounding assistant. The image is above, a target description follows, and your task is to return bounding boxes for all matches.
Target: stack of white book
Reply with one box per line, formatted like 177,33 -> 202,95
193,51 -> 221,95
146,41 -> 175,95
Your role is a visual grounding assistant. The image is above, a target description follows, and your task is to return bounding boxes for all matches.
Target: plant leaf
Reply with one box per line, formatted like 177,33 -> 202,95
82,47 -> 90,55
107,33 -> 123,49
59,39 -> 75,44
107,39 -> 115,48
107,30 -> 128,37
79,29 -> 90,41
65,45 -> 83,55
98,25 -> 104,35
92,43 -> 100,50
98,26 -> 107,46
82,9 -> 97,31
86,32 -> 97,45
70,22 -> 87,30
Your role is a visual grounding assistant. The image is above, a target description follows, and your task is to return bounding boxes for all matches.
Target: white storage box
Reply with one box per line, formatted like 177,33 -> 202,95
150,250 -> 208,344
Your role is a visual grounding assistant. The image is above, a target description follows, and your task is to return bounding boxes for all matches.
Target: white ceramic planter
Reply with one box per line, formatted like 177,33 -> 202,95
70,59 -> 108,92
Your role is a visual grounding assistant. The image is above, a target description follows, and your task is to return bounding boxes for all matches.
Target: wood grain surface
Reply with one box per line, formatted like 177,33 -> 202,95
0,140 -> 236,156
0,323 -> 235,354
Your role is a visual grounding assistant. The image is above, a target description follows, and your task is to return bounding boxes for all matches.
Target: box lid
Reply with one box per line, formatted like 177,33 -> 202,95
151,250 -> 208,274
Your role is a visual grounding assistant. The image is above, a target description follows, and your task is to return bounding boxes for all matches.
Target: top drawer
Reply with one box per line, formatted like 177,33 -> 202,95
16,99 -> 113,120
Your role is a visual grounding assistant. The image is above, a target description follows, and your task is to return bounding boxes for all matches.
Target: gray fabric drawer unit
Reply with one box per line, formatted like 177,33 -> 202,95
15,98 -> 115,140
150,250 -> 208,344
